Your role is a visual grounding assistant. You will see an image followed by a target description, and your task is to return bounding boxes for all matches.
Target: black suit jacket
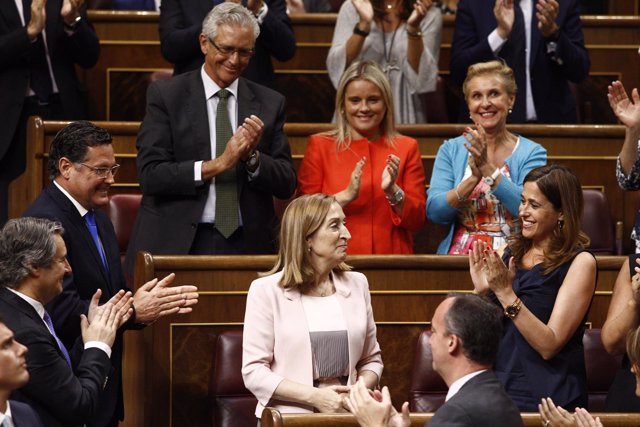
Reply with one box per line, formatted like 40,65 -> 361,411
158,0 -> 296,90
0,288 -> 111,427
0,1 -> 99,175
449,0 -> 589,124
428,370 -> 523,427
23,183 -> 131,427
124,71 -> 296,268
9,400 -> 43,427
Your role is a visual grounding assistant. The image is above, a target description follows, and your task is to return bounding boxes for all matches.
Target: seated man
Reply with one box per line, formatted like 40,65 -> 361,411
0,316 -> 43,427
0,217 -> 132,427
347,293 -> 523,427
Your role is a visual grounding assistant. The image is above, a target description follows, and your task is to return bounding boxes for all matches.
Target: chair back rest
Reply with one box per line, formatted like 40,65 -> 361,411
581,189 -> 615,255
583,328 -> 622,411
409,329 -> 448,412
104,193 -> 142,254
210,330 -> 257,427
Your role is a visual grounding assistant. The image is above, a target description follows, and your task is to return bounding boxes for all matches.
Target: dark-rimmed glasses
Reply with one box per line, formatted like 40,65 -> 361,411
208,38 -> 254,58
78,163 -> 121,178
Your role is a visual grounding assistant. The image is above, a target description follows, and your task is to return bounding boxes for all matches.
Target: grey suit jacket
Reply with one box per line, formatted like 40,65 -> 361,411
125,70 -> 296,269
428,370 -> 523,427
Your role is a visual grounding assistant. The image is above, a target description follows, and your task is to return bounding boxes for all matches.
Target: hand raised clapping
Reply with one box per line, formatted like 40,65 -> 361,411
608,80 -> 640,131
381,154 -> 400,192
468,240 -> 515,298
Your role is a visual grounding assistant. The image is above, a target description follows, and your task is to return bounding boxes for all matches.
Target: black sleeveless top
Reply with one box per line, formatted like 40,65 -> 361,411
492,250 -> 595,411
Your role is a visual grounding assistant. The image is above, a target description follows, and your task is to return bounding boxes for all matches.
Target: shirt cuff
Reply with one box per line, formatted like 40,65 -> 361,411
256,2 -> 269,24
194,160 -> 203,184
85,341 -> 112,358
488,29 -> 507,54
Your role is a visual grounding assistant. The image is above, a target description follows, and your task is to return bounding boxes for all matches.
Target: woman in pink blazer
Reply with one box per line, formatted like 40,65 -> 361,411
242,194 -> 383,419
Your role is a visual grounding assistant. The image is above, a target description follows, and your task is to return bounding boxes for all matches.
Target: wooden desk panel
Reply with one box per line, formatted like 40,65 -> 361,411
132,254 -> 623,427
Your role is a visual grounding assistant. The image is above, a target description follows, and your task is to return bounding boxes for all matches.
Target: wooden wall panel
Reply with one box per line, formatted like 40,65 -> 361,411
84,12 -> 640,123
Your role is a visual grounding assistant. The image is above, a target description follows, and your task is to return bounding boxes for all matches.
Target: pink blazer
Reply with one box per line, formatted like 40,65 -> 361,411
241,270 -> 383,417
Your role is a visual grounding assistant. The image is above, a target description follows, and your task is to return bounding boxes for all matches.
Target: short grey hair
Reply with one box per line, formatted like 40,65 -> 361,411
0,218 -> 64,289
202,2 -> 260,42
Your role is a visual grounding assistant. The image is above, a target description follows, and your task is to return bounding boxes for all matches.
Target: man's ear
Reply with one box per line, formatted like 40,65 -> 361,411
199,33 -> 209,56
58,157 -> 74,180
448,334 -> 460,355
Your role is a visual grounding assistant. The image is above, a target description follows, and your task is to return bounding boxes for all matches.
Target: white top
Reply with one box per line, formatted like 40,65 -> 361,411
326,1 -> 442,124
445,369 -> 487,401
0,401 -> 14,427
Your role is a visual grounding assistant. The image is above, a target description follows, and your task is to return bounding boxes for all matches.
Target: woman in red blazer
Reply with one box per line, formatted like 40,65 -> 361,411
298,60 -> 426,254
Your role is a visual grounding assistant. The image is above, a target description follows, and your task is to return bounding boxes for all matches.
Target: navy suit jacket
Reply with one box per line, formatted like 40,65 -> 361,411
124,71 -> 296,269
0,1 -> 99,178
427,370 -> 523,427
9,400 -> 43,427
158,0 -> 296,90
0,288 -> 111,427
450,0 -> 589,124
23,183 -> 132,427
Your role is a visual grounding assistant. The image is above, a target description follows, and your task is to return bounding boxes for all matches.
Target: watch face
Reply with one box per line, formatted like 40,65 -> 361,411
506,306 -> 518,317
483,177 -> 495,186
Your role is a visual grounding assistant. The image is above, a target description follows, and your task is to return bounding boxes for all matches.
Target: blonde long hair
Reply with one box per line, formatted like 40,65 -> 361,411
329,60 -> 398,150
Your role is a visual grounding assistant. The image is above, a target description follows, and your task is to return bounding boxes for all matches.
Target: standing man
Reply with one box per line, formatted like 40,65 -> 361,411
159,0 -> 296,90
0,316 -> 43,427
450,0 -> 589,124
23,121 -> 200,427
125,2 -> 297,268
0,0 -> 100,224
0,217 -> 133,427
347,294 -> 523,427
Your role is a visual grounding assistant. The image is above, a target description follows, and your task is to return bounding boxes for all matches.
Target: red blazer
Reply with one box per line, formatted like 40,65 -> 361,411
298,133 -> 426,254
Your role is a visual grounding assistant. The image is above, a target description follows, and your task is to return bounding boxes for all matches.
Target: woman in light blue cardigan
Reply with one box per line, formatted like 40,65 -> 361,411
426,61 -> 547,254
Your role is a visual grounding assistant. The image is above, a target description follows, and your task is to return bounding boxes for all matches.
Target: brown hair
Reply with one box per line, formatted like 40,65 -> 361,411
329,60 -> 398,150
262,194 -> 351,288
507,164 -> 590,275
627,325 -> 640,367
462,60 -> 518,100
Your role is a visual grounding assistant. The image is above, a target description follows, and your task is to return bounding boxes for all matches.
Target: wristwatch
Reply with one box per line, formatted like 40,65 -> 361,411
245,150 -> 260,171
353,23 -> 370,38
482,168 -> 501,187
504,297 -> 522,319
386,188 -> 405,206
64,15 -> 82,31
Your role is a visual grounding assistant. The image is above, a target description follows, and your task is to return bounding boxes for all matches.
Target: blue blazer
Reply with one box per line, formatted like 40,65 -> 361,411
9,400 -> 43,427
450,0 -> 590,124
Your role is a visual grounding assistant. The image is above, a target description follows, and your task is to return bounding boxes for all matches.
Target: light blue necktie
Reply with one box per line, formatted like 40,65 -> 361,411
43,310 -> 72,367
85,211 -> 108,271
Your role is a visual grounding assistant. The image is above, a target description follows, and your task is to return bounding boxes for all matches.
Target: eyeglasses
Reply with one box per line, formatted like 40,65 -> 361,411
208,38 -> 254,58
78,163 -> 120,178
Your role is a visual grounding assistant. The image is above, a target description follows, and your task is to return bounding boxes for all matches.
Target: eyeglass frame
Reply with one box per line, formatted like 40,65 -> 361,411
78,163 -> 121,178
208,37 -> 255,59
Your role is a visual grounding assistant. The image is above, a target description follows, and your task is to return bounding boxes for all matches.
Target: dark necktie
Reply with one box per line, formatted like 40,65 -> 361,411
22,0 -> 53,103
85,211 -> 109,271
509,0 -> 527,120
43,310 -> 72,367
214,89 -> 239,239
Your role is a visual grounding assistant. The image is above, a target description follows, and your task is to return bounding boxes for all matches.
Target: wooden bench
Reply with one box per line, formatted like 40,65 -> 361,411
16,118 -> 635,253
260,408 -> 640,427
126,253 -> 624,427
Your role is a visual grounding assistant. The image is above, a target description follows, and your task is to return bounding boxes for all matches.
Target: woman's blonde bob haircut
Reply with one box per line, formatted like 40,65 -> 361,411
263,194 -> 351,288
330,60 -> 398,149
462,60 -> 518,100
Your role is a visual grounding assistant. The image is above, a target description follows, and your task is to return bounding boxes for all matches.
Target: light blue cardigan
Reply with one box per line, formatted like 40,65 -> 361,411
426,135 -> 547,254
